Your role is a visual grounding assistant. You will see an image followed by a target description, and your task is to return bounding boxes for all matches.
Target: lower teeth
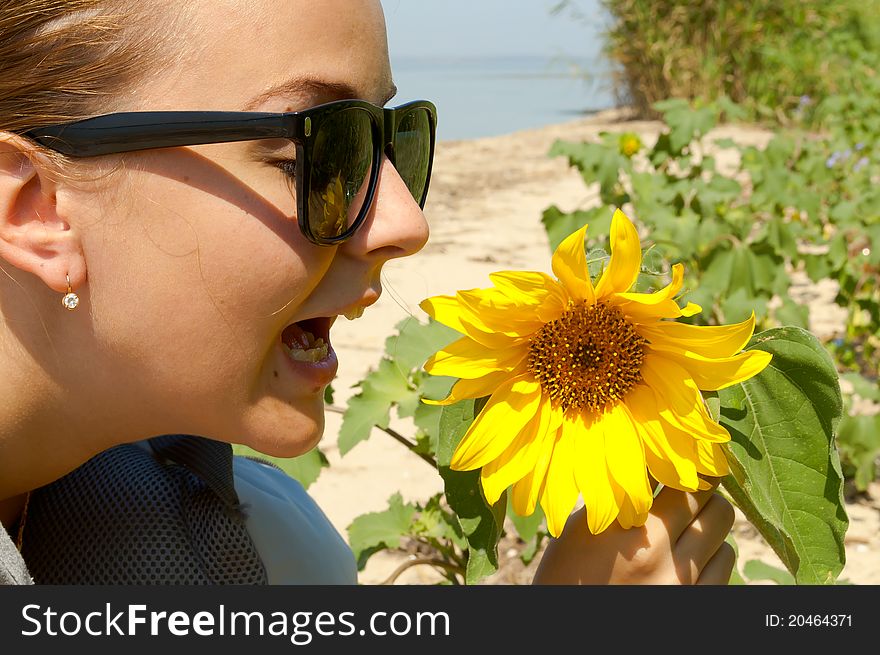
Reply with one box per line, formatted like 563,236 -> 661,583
284,330 -> 329,362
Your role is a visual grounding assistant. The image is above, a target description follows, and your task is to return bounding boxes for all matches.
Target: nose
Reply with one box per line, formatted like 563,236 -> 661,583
344,155 -> 429,260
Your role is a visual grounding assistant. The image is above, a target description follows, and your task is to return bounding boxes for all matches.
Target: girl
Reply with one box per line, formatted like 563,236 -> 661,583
0,0 -> 734,585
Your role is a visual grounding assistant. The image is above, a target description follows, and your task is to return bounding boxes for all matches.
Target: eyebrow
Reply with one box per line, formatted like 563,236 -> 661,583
242,77 -> 398,111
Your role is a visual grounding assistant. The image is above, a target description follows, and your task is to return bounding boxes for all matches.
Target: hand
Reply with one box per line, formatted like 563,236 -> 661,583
532,483 -> 736,584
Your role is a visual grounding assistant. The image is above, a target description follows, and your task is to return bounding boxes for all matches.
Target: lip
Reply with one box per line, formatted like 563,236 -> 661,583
274,289 -> 378,389
278,338 -> 338,389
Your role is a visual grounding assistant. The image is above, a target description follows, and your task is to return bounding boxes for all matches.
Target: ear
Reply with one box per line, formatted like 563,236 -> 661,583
0,134 -> 86,294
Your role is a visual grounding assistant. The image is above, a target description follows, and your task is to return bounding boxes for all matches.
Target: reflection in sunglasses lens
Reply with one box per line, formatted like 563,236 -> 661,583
309,108 -> 373,239
394,109 -> 430,204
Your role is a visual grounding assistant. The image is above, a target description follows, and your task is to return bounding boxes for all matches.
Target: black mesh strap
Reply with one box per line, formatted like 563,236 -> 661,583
22,438 -> 268,585
148,435 -> 241,511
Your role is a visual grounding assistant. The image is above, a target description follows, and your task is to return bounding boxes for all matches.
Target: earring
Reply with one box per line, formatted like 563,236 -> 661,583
61,274 -> 79,311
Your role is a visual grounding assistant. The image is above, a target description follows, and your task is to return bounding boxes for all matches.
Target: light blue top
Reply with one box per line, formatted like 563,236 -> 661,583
232,457 -> 357,585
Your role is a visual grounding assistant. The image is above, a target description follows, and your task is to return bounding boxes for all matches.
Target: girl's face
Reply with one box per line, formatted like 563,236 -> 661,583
62,0 -> 428,456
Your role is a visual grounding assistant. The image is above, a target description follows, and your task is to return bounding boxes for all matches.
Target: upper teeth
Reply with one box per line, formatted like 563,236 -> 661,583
344,306 -> 365,320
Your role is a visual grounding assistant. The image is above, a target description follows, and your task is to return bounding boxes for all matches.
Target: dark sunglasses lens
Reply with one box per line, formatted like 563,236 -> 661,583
394,108 -> 432,204
308,108 -> 373,240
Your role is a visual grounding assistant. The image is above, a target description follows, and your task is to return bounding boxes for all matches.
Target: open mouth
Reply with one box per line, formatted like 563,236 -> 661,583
281,317 -> 334,363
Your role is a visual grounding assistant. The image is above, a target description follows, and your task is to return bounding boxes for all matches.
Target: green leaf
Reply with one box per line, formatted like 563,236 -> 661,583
384,317 -> 461,373
347,492 -> 417,570
338,358 -> 418,455
413,381 -> 452,456
413,495 -> 466,548
774,297 -> 810,329
719,327 -> 848,584
804,254 -> 832,282
764,216 -> 800,259
541,205 -> 612,253
725,532 -> 747,585
437,398 -> 506,584
231,445 -> 329,490
653,98 -> 717,153
721,287 -> 768,324
836,414 -> 880,491
743,559 -> 797,585
840,372 -> 880,402
507,495 -> 545,543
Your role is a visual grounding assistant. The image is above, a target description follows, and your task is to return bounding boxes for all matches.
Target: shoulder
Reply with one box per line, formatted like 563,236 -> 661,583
232,456 -> 357,585
1,525 -> 32,585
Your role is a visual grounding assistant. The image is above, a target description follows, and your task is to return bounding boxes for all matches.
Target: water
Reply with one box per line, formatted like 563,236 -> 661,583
389,54 -> 617,142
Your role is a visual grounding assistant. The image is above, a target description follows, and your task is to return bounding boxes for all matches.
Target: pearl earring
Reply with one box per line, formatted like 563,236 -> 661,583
61,274 -> 79,310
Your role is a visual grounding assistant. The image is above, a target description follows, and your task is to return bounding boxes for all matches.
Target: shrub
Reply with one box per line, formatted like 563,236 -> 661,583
590,0 -> 880,123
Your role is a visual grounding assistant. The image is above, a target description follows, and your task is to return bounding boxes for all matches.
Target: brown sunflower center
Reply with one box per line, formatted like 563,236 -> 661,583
527,301 -> 647,413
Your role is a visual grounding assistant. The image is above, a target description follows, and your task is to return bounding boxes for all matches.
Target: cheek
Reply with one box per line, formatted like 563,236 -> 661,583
82,174 -> 330,392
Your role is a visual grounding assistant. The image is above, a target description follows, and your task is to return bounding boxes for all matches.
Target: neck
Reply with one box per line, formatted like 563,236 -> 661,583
0,494 -> 26,533
0,350 -> 111,509
0,284 -> 146,510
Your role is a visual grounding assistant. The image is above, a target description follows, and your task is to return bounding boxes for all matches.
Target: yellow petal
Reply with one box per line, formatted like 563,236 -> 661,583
481,396 -> 563,505
551,224 -> 596,304
423,335 -> 526,379
572,411 -> 623,535
625,385 -> 700,491
646,345 -> 772,391
637,312 -> 758,358
456,289 -> 547,337
450,374 -> 542,470
695,440 -> 730,478
640,355 -> 730,442
489,271 -> 568,320
615,262 -> 684,306
511,423 -> 557,516
422,366 -> 523,406
616,494 -> 650,530
539,428 -> 580,538
419,295 -> 519,348
601,403 -> 653,515
612,264 -> 704,323
594,209 -> 642,299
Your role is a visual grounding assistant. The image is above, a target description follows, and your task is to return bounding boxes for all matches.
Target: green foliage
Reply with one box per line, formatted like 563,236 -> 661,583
337,318 -> 514,583
348,493 -> 418,570
741,560 -> 797,586
719,328 -> 848,584
545,94 -> 879,375
540,81 -> 876,583
338,317 -> 458,455
576,0 -> 880,126
232,444 -> 328,490
837,414 -> 880,492
437,398 -> 507,584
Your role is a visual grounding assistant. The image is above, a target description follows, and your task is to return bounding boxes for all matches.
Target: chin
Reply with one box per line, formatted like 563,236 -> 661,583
232,401 -> 327,459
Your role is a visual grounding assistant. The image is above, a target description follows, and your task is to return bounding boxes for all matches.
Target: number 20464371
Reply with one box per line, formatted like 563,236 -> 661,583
765,614 -> 852,627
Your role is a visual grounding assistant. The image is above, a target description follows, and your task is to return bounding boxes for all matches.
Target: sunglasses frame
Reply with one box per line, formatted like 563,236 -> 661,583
23,99 -> 437,245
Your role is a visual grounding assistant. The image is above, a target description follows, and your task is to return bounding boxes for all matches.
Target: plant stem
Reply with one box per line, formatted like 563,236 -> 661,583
325,404 -> 438,469
380,557 -> 464,585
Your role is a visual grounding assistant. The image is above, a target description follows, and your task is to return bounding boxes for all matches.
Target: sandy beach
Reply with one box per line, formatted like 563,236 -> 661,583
306,109 -> 880,585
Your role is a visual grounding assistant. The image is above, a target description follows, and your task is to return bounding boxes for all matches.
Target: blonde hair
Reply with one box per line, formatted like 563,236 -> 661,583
0,0 -> 181,164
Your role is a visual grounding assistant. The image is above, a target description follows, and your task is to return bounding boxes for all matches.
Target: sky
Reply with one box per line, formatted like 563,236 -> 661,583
378,1 -> 615,140
380,0 -> 608,60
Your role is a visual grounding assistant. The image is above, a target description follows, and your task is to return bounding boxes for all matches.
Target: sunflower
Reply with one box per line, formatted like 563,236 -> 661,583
420,209 -> 772,537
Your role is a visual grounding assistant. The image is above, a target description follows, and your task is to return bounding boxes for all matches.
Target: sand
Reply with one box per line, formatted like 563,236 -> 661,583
306,109 -> 880,585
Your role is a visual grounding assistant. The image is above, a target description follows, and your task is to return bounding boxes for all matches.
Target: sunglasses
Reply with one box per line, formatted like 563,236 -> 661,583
23,99 -> 437,246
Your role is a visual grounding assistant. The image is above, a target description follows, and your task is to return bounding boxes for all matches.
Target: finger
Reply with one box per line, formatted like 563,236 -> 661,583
649,479 -> 719,539
673,494 -> 736,582
696,541 -> 736,585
